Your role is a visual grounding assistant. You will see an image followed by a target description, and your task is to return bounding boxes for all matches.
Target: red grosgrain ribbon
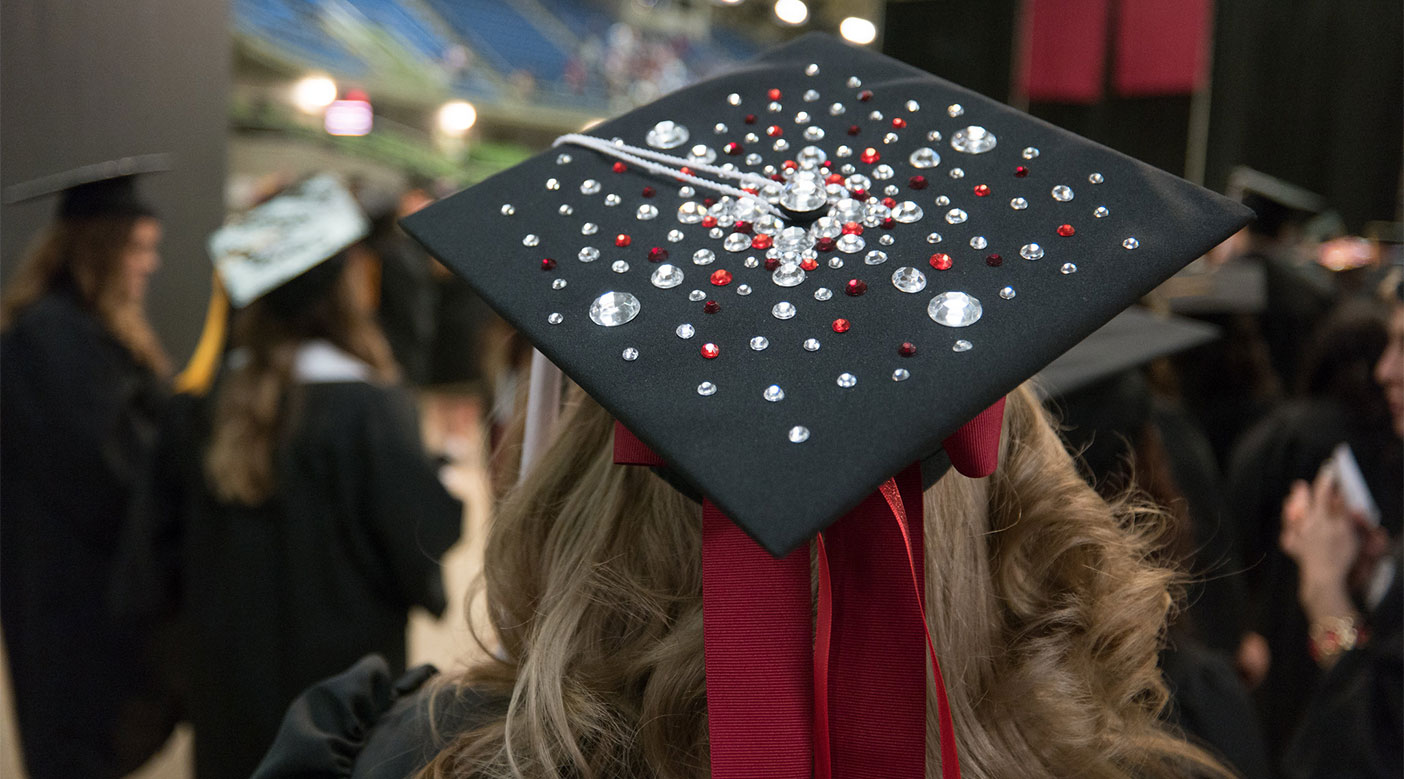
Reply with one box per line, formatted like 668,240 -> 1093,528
943,398 -> 1005,478
613,421 -> 667,466
702,500 -> 813,778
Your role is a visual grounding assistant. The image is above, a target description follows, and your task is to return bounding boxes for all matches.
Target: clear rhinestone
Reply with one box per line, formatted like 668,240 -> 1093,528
927,291 -> 982,327
611,260 -> 629,274
969,236 -> 988,250
829,102 -> 846,116
827,256 -> 844,269
803,338 -> 821,352
750,336 -> 769,351
947,103 -> 964,117
667,229 -> 685,242
776,226 -> 812,252
679,186 -> 696,197
999,286 -> 1016,300
621,347 -> 639,362
926,232 -> 943,243
1021,147 -> 1039,159
581,223 -> 598,235
552,278 -> 567,290
579,246 -> 600,262
1094,206 -> 1109,218
743,132 -> 759,144
556,153 -> 572,165
865,250 -> 888,265
879,234 -> 894,245
797,145 -> 828,168
1089,172 -> 1104,184
872,164 -> 895,180
580,179 -> 601,195
1061,262 -> 1077,274
709,227 -> 725,239
953,340 -> 973,352
884,132 -> 899,144
804,126 -> 825,141
908,147 -> 941,169
559,204 -> 574,216
745,152 -> 763,165
693,249 -> 716,265
548,312 -> 563,325
883,185 -> 900,197
523,234 -> 540,246
603,193 -> 621,207
727,93 -> 742,105
806,63 -> 820,76
949,168 -> 965,179
788,425 -> 810,443
892,368 -> 910,381
772,301 -> 797,320
676,323 -> 695,339
869,110 -> 884,121
927,130 -> 943,142
698,381 -> 717,397
772,263 -> 806,287
677,202 -> 705,223
724,233 -> 751,252
1010,198 -> 1029,210
835,145 -> 853,158
935,195 -> 951,206
951,126 -> 997,154
814,287 -> 832,301
812,215 -> 843,239
744,257 -> 760,268
945,208 -> 968,224
768,101 -> 782,113
764,385 -> 785,402
836,234 -> 865,253
836,372 -> 857,388
737,284 -> 752,295
636,204 -> 659,220
1020,243 -> 1044,260
688,144 -> 717,164
774,138 -> 790,152
906,100 -> 920,112
847,76 -> 862,87
795,111 -> 812,124
651,263 -> 684,289
892,266 -> 927,293
891,201 -> 924,223
588,292 -> 641,327
500,203 -> 515,216
1123,237 -> 1140,250
1051,185 -> 1074,202
714,122 -> 728,134
835,196 -> 866,221
545,178 -> 560,190
689,290 -> 706,301
780,174 -> 828,213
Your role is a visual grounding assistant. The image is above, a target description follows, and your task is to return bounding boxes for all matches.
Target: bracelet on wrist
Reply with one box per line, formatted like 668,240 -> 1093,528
1308,614 -> 1367,666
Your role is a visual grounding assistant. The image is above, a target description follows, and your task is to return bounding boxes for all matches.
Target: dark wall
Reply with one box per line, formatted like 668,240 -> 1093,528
1,0 -> 231,362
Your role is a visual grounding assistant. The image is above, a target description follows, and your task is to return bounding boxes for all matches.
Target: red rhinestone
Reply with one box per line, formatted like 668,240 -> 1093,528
881,217 -> 896,229
800,258 -> 819,271
641,186 -> 656,197
751,234 -> 773,250
986,254 -> 1004,267
892,117 -> 907,128
742,186 -> 758,195
849,188 -> 867,200
845,279 -> 868,296
1014,166 -> 1029,178
701,343 -> 720,359
710,269 -> 733,286
768,88 -> 782,100
841,222 -> 863,235
612,161 -> 627,173
647,247 -> 668,263
703,300 -> 721,314
929,253 -> 953,270
770,173 -> 786,182
974,184 -> 990,197
703,197 -> 716,207
764,257 -> 781,271
860,147 -> 881,164
733,221 -> 753,234
615,234 -> 631,247
540,257 -> 557,271
909,175 -> 928,190
832,318 -> 851,333
1057,224 -> 1076,237
881,197 -> 897,208
744,113 -> 757,124
782,160 -> 799,170
825,173 -> 845,185
898,342 -> 918,357
701,215 -> 718,228
724,142 -> 743,156
848,125 -> 861,136
858,89 -> 873,102
680,166 -> 693,177
766,125 -> 783,137
816,236 -> 837,252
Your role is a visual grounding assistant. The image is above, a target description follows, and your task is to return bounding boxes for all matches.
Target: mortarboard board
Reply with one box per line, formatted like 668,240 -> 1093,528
1034,306 -> 1221,398
208,174 -> 370,309
2,153 -> 170,221
402,33 -> 1253,779
404,33 -> 1252,558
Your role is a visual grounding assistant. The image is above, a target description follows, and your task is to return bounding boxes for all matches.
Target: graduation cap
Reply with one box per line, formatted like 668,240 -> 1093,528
403,33 -> 1252,778
1034,306 -> 1221,398
208,174 -> 369,309
1227,165 -> 1326,236
1160,256 -> 1269,314
2,153 -> 169,220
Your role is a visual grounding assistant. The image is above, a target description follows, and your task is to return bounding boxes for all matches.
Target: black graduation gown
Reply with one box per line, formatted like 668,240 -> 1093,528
128,351 -> 463,779
0,288 -> 174,778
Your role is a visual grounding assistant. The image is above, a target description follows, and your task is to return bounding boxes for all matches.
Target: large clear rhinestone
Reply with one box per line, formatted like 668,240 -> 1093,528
578,246 -> 600,262
676,323 -> 695,339
776,226 -> 812,253
891,201 -> 924,223
1051,185 -> 1074,202
836,234 -> 865,253
772,263 -> 806,287
797,146 -> 828,169
693,249 -> 716,265
811,216 -> 843,239
772,301 -> 797,320
780,173 -> 828,214
950,126 -> 997,154
1020,243 -> 1044,260
588,292 -> 641,327
834,197 -> 866,222
927,291 -> 983,327
892,266 -> 927,293
651,264 -> 685,289
724,233 -> 752,252
909,147 -> 941,169
646,121 -> 689,149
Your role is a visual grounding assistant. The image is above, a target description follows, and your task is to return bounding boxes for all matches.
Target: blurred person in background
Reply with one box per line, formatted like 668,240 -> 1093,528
118,176 -> 462,779
362,177 -> 437,388
0,160 -> 178,778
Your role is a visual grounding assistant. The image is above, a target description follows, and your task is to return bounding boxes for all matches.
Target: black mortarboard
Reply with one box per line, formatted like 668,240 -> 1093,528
2,154 -> 169,220
403,33 -> 1252,557
1160,256 -> 1268,315
1034,306 -> 1221,398
1227,166 -> 1326,237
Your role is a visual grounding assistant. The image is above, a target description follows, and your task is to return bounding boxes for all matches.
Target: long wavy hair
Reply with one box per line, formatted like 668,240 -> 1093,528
0,216 -> 170,375
203,249 -> 398,505
420,384 -> 1230,778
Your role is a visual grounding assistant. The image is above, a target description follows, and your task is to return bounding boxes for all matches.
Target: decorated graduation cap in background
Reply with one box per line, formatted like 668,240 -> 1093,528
209,174 -> 369,309
2,153 -> 169,220
404,33 -> 1251,779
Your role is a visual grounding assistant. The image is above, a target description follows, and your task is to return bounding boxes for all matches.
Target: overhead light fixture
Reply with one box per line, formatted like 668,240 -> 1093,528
292,75 -> 337,114
839,16 -> 877,45
774,0 -> 808,26
325,89 -> 372,136
437,100 -> 477,137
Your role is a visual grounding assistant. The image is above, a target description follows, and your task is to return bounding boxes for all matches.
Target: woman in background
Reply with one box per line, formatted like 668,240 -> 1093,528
0,168 -> 174,778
